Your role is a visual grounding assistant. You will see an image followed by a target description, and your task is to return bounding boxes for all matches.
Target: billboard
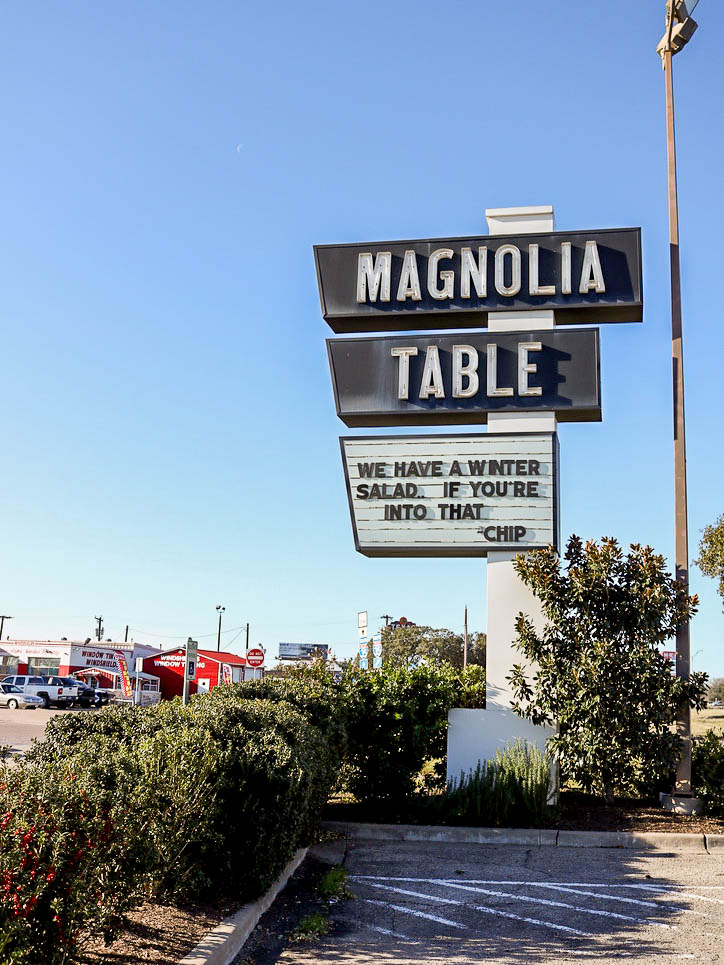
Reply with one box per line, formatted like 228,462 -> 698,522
341,432 -> 558,557
278,642 -> 329,661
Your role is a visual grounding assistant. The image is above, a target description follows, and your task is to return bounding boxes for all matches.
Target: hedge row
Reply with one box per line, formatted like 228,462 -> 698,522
1,688 -> 340,964
2,663 -> 482,964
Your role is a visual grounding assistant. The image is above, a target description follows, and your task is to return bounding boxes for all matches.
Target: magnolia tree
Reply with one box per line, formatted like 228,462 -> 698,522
695,513 -> 724,609
508,535 -> 708,801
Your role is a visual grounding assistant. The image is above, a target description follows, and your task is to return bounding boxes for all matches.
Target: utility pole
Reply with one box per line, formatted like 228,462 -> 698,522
245,622 -> 250,651
380,614 -> 393,627
124,625 -> 129,643
657,0 -> 700,801
0,615 -> 11,641
95,615 -> 104,642
216,605 -> 225,652
463,606 -> 468,670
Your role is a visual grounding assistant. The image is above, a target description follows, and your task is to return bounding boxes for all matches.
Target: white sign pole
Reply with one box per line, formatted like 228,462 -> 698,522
183,638 -> 199,707
446,206 -> 558,792
134,656 -> 143,705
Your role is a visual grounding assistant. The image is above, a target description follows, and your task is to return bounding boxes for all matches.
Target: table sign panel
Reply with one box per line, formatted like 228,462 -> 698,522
341,433 -> 558,558
315,227 -> 642,332
328,329 -> 600,427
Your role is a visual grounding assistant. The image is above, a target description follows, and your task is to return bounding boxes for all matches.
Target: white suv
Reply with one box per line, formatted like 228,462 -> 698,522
1,675 -> 77,709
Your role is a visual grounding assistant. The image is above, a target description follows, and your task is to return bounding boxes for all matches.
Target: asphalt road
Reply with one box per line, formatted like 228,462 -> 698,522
0,706 -> 88,754
279,840 -> 724,964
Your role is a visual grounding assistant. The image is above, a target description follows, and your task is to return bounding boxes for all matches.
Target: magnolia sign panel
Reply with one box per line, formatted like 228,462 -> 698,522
341,433 -> 558,557
327,329 -> 600,426
315,228 -> 642,332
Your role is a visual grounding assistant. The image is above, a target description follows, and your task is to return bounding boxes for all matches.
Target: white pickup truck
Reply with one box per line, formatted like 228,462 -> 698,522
0,674 -> 78,708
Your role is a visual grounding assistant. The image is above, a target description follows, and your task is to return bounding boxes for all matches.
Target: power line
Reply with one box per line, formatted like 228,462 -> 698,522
127,624 -> 247,640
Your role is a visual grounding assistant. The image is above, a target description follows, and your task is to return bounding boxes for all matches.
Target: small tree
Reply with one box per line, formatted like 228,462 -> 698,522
695,514 -> 724,608
708,678 -> 724,702
508,536 -> 707,802
381,624 -> 486,669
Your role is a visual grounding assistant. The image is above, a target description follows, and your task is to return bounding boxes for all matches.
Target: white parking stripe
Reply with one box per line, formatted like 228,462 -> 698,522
364,882 -> 593,937
527,883 -> 707,916
362,898 -> 468,929
357,876 -> 711,919
366,882 -> 464,907
365,924 -> 414,939
362,880 -> 591,937
352,876 -> 724,890
469,902 -> 593,937
432,881 -> 676,929
631,886 -> 724,906
338,917 -> 414,940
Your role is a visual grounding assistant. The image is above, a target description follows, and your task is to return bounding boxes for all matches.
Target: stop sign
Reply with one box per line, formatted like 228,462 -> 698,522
246,648 -> 265,668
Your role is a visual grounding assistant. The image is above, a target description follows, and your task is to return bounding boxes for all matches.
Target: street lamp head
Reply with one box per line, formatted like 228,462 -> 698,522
658,0 -> 699,57
671,15 -> 698,51
216,605 -> 225,613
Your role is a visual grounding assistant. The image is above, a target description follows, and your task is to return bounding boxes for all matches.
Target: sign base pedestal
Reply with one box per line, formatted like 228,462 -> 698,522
446,707 -> 553,782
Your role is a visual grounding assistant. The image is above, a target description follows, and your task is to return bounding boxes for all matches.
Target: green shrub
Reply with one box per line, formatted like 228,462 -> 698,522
340,663 -> 483,807
0,756 -> 148,965
232,669 -> 346,762
693,729 -> 724,815
433,740 -> 551,827
20,692 -> 338,908
7,660 -> 486,961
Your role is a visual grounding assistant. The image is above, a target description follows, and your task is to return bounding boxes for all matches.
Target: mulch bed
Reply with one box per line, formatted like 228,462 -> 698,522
552,790 -> 724,834
78,900 -> 230,965
77,859 -> 331,965
323,790 -> 724,834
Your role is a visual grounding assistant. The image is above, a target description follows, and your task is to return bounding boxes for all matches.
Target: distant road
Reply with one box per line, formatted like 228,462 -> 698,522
0,706 -> 87,755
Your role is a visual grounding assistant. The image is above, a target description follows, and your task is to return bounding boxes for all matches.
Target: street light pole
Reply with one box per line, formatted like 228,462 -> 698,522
0,615 -> 11,641
216,605 -> 225,652
658,0 -> 699,798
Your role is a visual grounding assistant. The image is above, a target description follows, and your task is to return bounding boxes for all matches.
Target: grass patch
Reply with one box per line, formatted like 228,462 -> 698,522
291,913 -> 330,941
693,708 -> 724,737
317,865 -> 353,902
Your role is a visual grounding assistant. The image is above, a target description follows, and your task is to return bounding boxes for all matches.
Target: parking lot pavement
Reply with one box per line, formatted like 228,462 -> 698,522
0,706 -> 86,754
279,841 -> 724,964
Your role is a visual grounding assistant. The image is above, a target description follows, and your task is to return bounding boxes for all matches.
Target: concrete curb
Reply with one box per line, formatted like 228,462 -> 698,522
178,847 -> 308,965
323,821 -> 718,852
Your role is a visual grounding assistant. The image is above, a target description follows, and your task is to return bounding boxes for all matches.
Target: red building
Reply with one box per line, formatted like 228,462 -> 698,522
143,648 -> 261,700
0,640 -> 161,702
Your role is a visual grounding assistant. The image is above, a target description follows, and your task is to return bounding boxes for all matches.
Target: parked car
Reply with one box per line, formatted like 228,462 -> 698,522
44,675 -> 108,709
60,676 -> 109,708
0,675 -> 77,709
0,683 -> 43,710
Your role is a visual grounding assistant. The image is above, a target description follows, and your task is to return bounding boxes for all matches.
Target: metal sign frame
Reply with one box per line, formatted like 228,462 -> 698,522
327,328 -> 601,427
340,431 -> 560,558
314,227 -> 642,332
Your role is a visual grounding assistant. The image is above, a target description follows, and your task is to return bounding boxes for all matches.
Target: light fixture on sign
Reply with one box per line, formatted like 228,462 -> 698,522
657,0 -> 699,57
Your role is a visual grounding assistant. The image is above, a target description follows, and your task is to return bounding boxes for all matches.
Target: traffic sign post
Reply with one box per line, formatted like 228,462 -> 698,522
134,656 -> 143,705
182,638 -> 198,707
246,647 -> 265,668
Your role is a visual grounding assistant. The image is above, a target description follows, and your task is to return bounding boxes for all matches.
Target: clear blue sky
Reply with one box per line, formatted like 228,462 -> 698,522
1,1 -> 722,674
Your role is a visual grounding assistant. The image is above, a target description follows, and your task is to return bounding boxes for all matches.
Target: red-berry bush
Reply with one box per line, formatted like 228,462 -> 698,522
0,758 -> 145,965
